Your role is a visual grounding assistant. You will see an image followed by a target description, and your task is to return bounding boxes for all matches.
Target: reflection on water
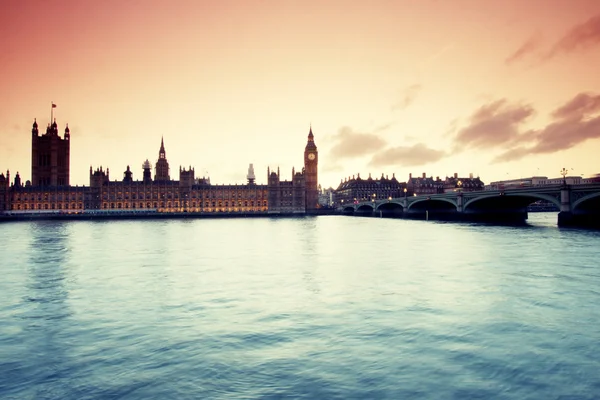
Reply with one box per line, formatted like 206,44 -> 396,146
0,214 -> 599,399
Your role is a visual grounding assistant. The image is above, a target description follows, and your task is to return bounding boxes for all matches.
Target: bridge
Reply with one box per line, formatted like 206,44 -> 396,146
338,183 -> 600,227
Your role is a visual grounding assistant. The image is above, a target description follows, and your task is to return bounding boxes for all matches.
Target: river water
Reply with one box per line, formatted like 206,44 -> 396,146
1,213 -> 599,399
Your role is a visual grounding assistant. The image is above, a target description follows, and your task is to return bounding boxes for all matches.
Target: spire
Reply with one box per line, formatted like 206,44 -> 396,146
160,136 -> 165,154
305,124 -> 317,152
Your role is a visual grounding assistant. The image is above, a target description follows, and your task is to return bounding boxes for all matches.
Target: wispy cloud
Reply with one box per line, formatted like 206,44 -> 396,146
546,14 -> 600,59
328,126 -> 387,160
550,92 -> 600,119
507,14 -> 600,64
505,32 -> 542,64
321,163 -> 344,173
391,84 -> 422,111
373,123 -> 393,133
369,143 -> 445,168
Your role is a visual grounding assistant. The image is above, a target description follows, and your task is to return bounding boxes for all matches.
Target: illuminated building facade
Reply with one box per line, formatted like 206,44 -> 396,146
334,173 -> 406,205
1,120 -> 318,216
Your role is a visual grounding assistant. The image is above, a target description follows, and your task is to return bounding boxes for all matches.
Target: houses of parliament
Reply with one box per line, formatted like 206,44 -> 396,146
0,118 -> 320,216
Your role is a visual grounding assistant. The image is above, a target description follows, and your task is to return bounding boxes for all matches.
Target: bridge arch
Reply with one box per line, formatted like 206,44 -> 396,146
342,206 -> 355,215
572,192 -> 600,213
375,201 -> 404,217
407,197 -> 457,211
463,192 -> 561,211
375,201 -> 404,211
356,204 -> 375,214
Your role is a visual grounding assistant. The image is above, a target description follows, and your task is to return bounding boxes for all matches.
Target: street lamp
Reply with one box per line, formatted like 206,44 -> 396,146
560,167 -> 568,186
403,187 -> 407,199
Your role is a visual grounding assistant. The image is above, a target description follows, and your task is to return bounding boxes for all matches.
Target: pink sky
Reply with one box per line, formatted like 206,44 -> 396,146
1,0 -> 599,188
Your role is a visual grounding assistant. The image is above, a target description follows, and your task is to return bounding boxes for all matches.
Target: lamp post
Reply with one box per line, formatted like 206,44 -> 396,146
403,187 -> 407,199
560,167 -> 568,186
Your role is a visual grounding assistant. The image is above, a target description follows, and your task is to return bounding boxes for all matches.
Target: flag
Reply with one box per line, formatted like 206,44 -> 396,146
52,103 -> 57,108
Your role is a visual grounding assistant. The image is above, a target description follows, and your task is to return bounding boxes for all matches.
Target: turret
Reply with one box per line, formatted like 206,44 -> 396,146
142,159 -> 152,184
247,163 -> 256,185
14,172 -> 22,188
123,165 -> 133,183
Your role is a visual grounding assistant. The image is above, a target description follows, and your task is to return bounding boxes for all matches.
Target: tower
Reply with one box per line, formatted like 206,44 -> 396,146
142,160 -> 152,184
304,125 -> 318,213
123,166 -> 133,183
154,137 -> 170,182
31,118 -> 70,186
247,163 -> 256,185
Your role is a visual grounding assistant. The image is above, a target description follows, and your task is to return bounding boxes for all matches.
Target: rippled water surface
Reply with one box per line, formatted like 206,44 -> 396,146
1,214 -> 599,399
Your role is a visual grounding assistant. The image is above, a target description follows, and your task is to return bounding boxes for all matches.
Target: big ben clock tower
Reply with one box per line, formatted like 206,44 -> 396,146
304,126 -> 318,213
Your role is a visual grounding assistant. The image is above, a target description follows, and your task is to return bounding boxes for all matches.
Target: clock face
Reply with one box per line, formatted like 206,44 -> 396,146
308,153 -> 316,160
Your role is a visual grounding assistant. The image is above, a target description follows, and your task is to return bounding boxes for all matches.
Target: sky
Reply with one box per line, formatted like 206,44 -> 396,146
1,0 -> 600,189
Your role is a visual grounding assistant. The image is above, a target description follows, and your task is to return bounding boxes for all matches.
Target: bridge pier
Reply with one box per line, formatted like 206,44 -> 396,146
558,211 -> 574,227
558,212 -> 600,228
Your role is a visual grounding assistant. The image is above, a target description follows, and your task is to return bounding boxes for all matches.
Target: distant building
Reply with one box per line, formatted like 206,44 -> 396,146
442,173 -> 484,192
487,176 -> 549,190
318,185 -> 335,207
407,173 -> 443,196
406,172 -> 484,195
487,175 -> 586,190
334,173 -> 405,205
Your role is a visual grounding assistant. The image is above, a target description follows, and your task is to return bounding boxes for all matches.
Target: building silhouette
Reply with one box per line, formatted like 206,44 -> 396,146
304,126 -> 319,212
31,119 -> 70,186
1,119 -> 319,215
334,173 -> 406,205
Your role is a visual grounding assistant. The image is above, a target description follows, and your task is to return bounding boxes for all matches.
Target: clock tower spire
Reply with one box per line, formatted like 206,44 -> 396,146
304,125 -> 318,213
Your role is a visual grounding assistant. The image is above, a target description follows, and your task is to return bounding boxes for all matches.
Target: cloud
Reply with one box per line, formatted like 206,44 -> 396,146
321,163 -> 344,173
453,99 -> 535,150
546,14 -> 600,59
444,118 -> 458,138
507,14 -> 600,64
373,123 -> 392,133
494,116 -> 600,162
368,143 -> 446,168
493,92 -> 600,162
551,92 -> 600,120
329,126 -> 387,160
391,84 -> 422,111
505,33 -> 542,64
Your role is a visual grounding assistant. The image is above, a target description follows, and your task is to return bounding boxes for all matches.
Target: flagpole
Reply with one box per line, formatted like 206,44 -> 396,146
51,101 -> 54,122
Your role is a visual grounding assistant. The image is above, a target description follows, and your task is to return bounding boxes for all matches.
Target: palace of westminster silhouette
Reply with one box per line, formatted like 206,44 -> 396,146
0,118 -> 320,215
